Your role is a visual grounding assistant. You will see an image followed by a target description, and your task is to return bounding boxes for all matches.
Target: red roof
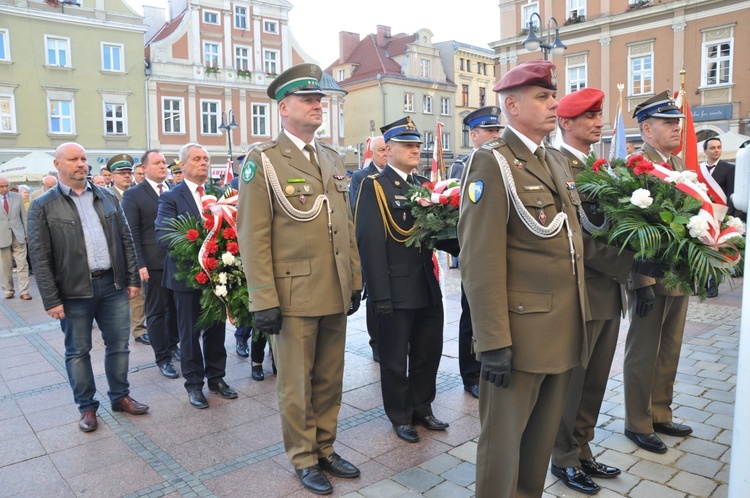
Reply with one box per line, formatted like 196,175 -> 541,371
146,9 -> 187,46
326,32 -> 417,84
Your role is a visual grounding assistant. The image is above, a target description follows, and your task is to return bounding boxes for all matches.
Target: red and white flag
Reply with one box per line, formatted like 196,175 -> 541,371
221,157 -> 233,187
673,89 -> 699,172
431,121 -> 444,183
361,136 -> 372,169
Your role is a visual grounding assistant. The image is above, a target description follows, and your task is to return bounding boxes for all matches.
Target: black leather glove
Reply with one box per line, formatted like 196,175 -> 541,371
374,299 -> 393,317
254,307 -> 283,335
632,258 -> 665,278
347,291 -> 362,316
433,238 -> 460,257
634,286 -> 655,318
480,347 -> 513,388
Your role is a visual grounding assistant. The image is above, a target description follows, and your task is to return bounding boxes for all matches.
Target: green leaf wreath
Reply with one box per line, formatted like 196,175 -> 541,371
405,179 -> 461,250
576,155 -> 744,299
158,185 -> 253,329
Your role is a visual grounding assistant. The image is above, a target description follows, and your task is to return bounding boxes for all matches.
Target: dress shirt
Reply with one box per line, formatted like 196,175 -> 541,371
284,130 -> 319,165
59,181 -> 112,271
145,177 -> 167,196
506,125 -> 545,155
182,178 -> 204,213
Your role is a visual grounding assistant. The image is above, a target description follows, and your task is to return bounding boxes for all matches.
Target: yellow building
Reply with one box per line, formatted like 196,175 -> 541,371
0,0 -> 147,166
490,0 -> 750,157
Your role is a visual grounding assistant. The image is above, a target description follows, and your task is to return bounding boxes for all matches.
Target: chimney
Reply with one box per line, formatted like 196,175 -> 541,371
376,25 -> 391,47
339,31 -> 360,63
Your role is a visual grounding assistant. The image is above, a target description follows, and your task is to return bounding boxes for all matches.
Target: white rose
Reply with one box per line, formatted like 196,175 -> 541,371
726,216 -> 746,234
218,272 -> 227,284
630,188 -> 653,209
214,284 -> 228,297
687,216 -> 709,238
666,170 -> 698,184
221,252 -> 235,266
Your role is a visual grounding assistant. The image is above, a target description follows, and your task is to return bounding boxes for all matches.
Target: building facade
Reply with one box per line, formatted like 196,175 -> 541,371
434,41 -> 497,159
327,26 -> 457,170
490,0 -> 749,159
145,0 -> 345,172
0,0 -> 147,166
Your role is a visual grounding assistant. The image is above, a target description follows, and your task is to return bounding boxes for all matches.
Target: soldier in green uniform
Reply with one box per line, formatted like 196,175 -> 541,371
459,60 -> 588,498
236,63 -> 363,496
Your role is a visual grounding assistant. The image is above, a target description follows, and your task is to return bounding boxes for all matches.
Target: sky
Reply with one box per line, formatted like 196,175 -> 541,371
127,0 -> 500,66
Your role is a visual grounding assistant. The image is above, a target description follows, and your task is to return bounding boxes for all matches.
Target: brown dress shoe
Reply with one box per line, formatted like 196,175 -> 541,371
112,396 -> 149,415
79,410 -> 98,432
4,292 -> 14,299
20,293 -> 32,300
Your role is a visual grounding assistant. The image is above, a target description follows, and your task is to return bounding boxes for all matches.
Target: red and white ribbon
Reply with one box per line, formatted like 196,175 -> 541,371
198,189 -> 239,275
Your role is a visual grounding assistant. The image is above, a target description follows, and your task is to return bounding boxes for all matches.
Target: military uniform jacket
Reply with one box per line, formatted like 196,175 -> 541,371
561,148 -> 632,321
458,128 -> 588,374
354,165 -> 441,309
236,131 -> 362,316
627,144 -> 686,297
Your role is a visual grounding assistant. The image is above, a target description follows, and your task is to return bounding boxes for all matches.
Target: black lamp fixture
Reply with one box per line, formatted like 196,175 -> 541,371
522,12 -> 567,60
219,110 -> 239,172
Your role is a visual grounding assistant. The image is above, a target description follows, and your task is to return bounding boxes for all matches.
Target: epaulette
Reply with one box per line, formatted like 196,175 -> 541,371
481,139 -> 504,150
546,147 -> 566,159
250,141 -> 277,154
318,141 -> 337,151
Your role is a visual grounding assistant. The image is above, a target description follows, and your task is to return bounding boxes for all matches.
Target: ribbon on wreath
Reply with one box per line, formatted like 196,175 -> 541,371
197,189 -> 239,276
413,179 -> 461,207
647,164 -> 741,265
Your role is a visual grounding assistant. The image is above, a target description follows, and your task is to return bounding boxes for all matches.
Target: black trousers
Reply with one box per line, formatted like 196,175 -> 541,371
173,289 -> 227,391
143,270 -> 179,367
366,297 -> 378,351
378,304 -> 444,425
458,285 -> 481,386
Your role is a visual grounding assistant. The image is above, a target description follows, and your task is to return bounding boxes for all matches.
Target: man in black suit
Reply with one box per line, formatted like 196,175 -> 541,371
122,149 -> 180,379
355,117 -> 447,443
350,135 -> 388,361
155,143 -> 237,408
703,137 -> 735,297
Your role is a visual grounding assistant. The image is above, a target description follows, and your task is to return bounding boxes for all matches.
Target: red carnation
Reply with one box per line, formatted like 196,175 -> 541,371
421,181 -> 434,190
449,195 -> 460,209
223,227 -> 236,240
186,229 -> 200,242
204,258 -> 218,271
660,161 -> 672,171
592,158 -> 608,173
634,160 -> 655,175
204,217 -> 215,230
227,241 -> 240,254
195,271 -> 209,284
205,240 -> 219,254
627,154 -> 645,169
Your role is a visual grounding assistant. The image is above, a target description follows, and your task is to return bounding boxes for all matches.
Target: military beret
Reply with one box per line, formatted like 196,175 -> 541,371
493,60 -> 557,93
463,106 -> 503,129
557,88 -> 605,118
380,116 -> 423,143
107,154 -> 134,172
267,63 -> 326,102
633,90 -> 685,123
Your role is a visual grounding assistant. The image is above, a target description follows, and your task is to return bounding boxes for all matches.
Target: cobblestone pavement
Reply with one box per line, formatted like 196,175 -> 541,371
0,266 -> 741,497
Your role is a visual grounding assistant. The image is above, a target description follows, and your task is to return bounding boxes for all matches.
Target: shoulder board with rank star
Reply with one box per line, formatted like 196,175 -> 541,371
250,141 -> 277,154
481,139 -> 503,150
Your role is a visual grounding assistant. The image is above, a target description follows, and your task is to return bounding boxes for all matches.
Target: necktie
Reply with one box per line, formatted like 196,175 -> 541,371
304,144 -> 319,169
197,185 -> 204,197
534,147 -> 552,177
3,196 -> 8,214
157,183 -> 163,196
707,164 -> 716,176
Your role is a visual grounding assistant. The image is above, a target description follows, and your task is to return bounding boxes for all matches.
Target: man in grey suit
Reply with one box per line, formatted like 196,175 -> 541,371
0,176 -> 30,300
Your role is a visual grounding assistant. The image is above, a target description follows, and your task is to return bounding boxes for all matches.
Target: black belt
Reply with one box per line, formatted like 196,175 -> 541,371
90,268 -> 113,279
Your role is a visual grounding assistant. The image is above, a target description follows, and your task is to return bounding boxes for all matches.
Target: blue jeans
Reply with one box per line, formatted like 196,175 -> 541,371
60,271 -> 131,413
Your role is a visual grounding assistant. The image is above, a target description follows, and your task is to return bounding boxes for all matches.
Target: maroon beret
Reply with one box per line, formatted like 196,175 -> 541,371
493,60 -> 557,93
557,88 -> 605,118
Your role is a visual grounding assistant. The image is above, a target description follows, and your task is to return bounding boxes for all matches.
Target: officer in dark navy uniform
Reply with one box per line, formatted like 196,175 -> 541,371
355,117 -> 447,444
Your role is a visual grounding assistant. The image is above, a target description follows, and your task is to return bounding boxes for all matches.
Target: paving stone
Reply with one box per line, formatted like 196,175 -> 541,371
423,480 -> 472,498
418,454 -> 461,475
702,389 -> 736,404
705,413 -> 734,430
699,378 -> 735,391
688,351 -> 722,363
628,480 -> 687,498
595,449 -> 639,472
713,484 -> 729,498
598,433 -> 637,453
447,441 -> 476,464
715,429 -> 732,445
674,453 -> 723,478
672,382 -> 705,396
668,470 -> 718,496
628,459 -> 677,481
440,461 -> 474,487
359,479 -> 412,498
697,369 -> 731,381
632,447 -> 684,465
675,437 -> 728,459
672,393 -> 710,409
704,400 -> 734,415
597,471 -> 640,494
392,467 -> 444,493
672,406 -> 711,423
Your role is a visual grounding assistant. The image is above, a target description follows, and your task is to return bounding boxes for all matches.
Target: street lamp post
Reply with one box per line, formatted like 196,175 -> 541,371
522,12 -> 567,60
219,110 -> 239,180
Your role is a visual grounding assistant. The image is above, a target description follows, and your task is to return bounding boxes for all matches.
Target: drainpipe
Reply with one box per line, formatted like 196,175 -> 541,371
377,73 -> 386,127
144,60 -> 152,149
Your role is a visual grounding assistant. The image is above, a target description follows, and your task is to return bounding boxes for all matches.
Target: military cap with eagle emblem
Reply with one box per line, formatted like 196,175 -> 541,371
266,63 -> 327,102
380,116 -> 424,143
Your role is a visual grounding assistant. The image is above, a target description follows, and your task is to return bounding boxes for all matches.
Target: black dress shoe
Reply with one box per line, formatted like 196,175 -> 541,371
580,457 -> 620,478
170,347 -> 181,362
251,364 -> 265,381
208,380 -> 238,399
236,340 -> 249,357
394,424 -> 420,443
464,384 -> 479,399
159,361 -> 179,379
413,414 -> 449,430
188,390 -> 208,409
318,452 -> 360,478
653,421 -> 693,437
550,465 -> 600,495
135,334 -> 151,345
295,465 -> 332,495
625,429 -> 667,453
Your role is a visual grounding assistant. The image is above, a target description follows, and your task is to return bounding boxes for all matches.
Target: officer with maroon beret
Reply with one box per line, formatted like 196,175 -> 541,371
459,60 -> 589,497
